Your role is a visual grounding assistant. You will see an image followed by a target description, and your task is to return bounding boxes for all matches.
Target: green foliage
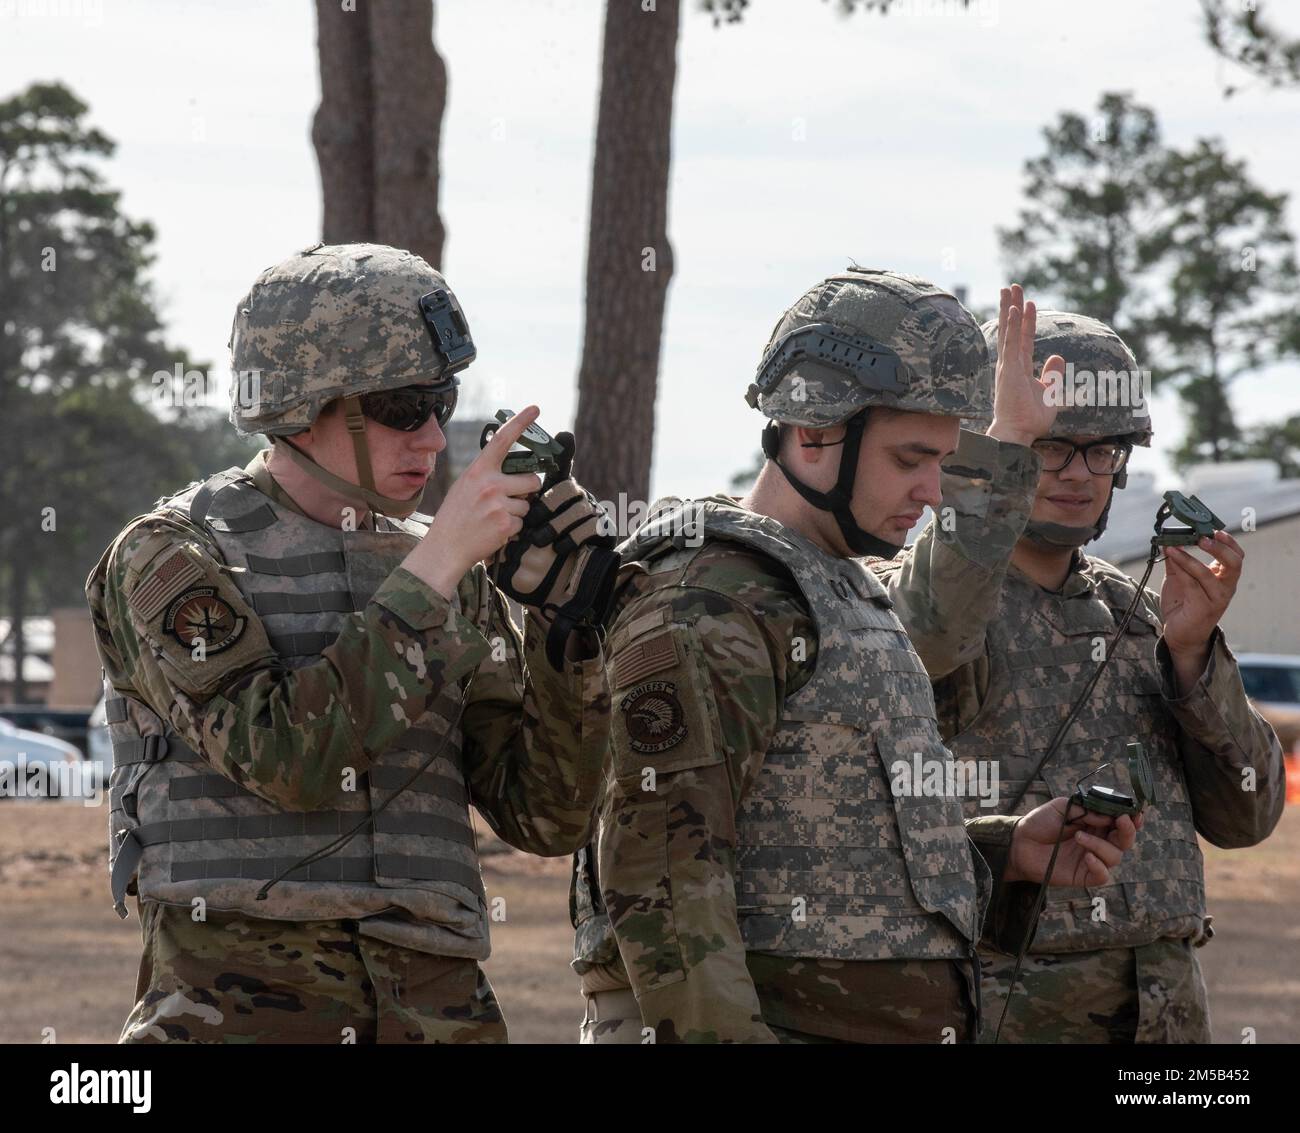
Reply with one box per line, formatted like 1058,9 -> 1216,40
1140,138 -> 1299,468
998,92 -> 1163,360
699,0 -> 973,27
729,449 -> 764,492
1000,92 -> 1299,475
0,81 -> 255,634
1201,0 -> 1300,94
1240,414 -> 1300,479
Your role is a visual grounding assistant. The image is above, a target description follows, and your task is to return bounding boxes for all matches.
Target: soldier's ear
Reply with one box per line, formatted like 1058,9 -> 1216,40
793,426 -> 831,465
296,400 -> 340,451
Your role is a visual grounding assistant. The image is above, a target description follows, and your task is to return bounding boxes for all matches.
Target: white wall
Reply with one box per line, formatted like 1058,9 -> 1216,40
1113,516 -> 1300,656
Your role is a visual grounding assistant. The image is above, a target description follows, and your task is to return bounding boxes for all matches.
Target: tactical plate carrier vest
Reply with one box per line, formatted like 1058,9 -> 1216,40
942,561 -> 1206,953
617,499 -> 985,961
105,468 -> 489,959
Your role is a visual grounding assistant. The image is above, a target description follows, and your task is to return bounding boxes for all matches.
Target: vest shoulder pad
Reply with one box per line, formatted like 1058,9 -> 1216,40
677,539 -> 805,613
1081,554 -> 1162,626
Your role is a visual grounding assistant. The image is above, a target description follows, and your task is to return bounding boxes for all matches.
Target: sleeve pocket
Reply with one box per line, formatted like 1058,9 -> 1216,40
610,622 -> 724,792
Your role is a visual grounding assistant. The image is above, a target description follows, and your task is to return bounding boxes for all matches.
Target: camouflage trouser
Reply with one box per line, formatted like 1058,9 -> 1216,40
121,902 -> 507,1044
978,939 -> 1211,1044
579,956 -> 976,1044
579,987 -> 645,1044
748,954 -> 977,1044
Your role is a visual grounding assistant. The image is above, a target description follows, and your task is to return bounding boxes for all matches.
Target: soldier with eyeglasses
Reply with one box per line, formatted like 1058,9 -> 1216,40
872,293 -> 1285,1043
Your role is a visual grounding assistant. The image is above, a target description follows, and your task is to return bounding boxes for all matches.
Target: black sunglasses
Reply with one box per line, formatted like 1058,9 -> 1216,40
359,382 -> 458,432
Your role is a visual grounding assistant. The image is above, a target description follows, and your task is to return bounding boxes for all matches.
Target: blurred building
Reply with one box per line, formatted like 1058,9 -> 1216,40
0,616 -> 53,704
0,609 -> 102,707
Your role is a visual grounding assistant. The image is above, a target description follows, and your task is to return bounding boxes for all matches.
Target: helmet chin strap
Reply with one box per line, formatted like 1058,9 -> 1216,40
762,411 -> 903,560
1022,469 -> 1125,549
1021,521 -> 1097,548
274,395 -> 424,520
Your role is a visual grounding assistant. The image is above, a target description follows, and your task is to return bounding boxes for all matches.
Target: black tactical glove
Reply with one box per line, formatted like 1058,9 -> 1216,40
489,432 -> 620,670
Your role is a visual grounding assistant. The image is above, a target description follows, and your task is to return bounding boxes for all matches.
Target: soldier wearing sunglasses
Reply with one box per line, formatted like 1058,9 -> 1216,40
86,242 -> 615,1043
873,293 -> 1284,1043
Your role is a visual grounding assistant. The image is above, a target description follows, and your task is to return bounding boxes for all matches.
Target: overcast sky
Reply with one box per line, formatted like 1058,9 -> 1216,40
5,0 -> 1299,501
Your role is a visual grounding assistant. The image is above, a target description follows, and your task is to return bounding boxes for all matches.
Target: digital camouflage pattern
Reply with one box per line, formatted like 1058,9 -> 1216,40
121,903 -> 506,1044
87,451 -> 610,1042
229,243 -> 465,437
872,433 -> 1285,1042
665,503 -> 982,961
885,430 -> 1043,678
750,269 -> 992,427
971,310 -> 1153,446
575,496 -> 1028,1044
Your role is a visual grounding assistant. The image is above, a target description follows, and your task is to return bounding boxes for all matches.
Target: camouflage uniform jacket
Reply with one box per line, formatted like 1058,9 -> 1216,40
873,432 -> 1285,953
572,496 -> 1031,1043
86,451 -> 610,960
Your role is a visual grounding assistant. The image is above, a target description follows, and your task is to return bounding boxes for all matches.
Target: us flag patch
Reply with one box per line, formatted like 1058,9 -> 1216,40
614,630 -> 679,688
129,549 -> 204,621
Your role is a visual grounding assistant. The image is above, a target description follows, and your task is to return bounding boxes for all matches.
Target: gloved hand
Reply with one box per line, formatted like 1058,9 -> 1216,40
489,432 -> 620,670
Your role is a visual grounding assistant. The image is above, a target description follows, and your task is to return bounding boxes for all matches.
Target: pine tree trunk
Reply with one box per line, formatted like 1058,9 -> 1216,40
311,0 -> 452,506
312,0 -> 375,243
312,0 -> 447,266
370,2 -> 447,270
10,554 -> 27,704
572,0 -> 680,508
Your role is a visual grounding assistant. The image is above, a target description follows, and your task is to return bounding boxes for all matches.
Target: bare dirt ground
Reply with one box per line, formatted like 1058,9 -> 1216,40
1,800 -> 1296,1044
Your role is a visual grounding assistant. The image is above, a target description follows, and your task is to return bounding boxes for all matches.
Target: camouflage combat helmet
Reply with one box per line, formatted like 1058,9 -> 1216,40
229,242 -> 475,517
746,269 -> 991,427
746,268 -> 990,557
977,310 -> 1152,451
978,310 -> 1152,547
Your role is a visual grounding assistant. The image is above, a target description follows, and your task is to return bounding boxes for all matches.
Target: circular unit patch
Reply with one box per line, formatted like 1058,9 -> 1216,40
163,587 -> 246,653
620,680 -> 688,754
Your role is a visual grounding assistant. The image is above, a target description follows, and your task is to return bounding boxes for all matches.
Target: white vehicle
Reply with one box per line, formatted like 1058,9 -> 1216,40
0,716 -> 84,799
1237,654 -> 1300,753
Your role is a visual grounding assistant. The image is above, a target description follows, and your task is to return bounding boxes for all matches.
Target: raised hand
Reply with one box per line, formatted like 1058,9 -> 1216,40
987,283 -> 1063,449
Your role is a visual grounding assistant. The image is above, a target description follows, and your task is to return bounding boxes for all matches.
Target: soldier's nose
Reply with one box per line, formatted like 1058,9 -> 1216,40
410,418 -> 447,455
917,468 -> 943,510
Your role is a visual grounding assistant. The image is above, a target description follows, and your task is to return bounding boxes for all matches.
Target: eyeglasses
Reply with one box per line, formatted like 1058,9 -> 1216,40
358,382 -> 458,432
1032,438 -> 1131,475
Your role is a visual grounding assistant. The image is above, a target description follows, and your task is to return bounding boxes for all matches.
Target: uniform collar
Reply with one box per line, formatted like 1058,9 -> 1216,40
245,448 -> 307,516
1008,548 -> 1096,597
